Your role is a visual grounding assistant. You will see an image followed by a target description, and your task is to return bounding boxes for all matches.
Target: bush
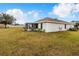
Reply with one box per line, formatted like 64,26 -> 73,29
35,28 -> 45,32
68,28 -> 78,31
23,27 -> 45,32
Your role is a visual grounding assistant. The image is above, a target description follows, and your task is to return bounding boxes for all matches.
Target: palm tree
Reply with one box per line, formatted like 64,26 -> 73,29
0,13 -> 16,28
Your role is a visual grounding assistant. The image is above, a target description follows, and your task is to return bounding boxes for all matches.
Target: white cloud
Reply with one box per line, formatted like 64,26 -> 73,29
6,9 -> 42,23
6,9 -> 26,24
74,4 -> 79,12
49,3 -> 79,18
27,10 -> 40,19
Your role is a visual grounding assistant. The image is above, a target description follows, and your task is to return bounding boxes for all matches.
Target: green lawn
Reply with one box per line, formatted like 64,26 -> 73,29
0,28 -> 79,56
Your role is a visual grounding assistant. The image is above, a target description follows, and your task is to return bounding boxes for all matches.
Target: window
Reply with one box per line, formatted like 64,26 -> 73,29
65,24 -> 66,29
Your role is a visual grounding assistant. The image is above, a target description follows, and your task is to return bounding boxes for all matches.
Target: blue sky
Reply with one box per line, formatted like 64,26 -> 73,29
0,3 -> 79,24
0,3 -> 56,11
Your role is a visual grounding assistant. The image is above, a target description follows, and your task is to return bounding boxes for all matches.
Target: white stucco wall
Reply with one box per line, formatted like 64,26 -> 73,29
40,23 -> 74,32
44,23 -> 63,32
66,25 -> 74,29
38,23 -> 46,30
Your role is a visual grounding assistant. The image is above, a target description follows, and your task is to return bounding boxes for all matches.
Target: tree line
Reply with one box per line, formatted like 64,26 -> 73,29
0,13 -> 16,28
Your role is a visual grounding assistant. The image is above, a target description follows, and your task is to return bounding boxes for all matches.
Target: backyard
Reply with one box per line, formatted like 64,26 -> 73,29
0,28 -> 79,56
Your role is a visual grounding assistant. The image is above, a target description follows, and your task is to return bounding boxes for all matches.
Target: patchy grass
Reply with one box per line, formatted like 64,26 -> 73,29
0,28 -> 79,56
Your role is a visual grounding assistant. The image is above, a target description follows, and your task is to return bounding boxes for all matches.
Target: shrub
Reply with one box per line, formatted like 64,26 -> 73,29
35,28 -> 45,32
35,28 -> 42,32
68,28 -> 78,31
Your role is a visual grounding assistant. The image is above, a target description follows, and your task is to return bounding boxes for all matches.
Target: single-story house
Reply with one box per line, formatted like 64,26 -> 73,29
25,17 -> 74,32
71,21 -> 79,29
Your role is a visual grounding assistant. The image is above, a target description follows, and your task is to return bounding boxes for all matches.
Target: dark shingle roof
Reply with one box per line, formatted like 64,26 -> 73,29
72,21 -> 79,23
36,17 -> 73,25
